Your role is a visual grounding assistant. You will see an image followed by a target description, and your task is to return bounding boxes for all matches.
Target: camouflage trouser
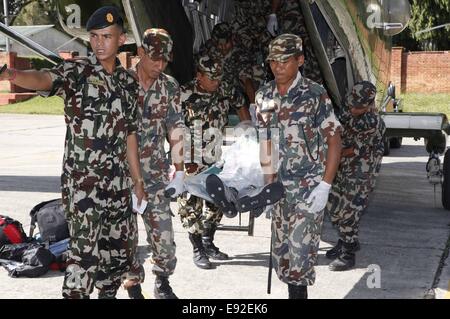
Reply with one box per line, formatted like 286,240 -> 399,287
61,183 -> 143,299
271,197 -> 324,286
326,180 -> 371,244
177,193 -> 223,235
140,187 -> 177,276
279,9 -> 323,84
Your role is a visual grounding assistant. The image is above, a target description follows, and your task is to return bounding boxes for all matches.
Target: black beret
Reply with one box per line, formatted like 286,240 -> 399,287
86,6 -> 124,32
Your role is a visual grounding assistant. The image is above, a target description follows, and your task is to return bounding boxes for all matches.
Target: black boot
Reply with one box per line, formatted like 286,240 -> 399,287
202,225 -> 229,260
328,242 -> 358,271
288,284 -> 308,299
127,284 -> 145,299
237,181 -> 285,212
189,233 -> 212,269
326,239 -> 360,260
325,239 -> 343,259
154,275 -> 178,299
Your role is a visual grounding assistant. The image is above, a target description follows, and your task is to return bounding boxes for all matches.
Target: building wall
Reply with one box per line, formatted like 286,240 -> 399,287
390,47 -> 450,94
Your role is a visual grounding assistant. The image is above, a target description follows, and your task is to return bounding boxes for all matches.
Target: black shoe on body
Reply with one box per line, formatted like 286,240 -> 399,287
127,284 -> 145,299
154,276 -> 178,299
237,181 -> 284,213
288,284 -> 308,299
206,174 -> 238,218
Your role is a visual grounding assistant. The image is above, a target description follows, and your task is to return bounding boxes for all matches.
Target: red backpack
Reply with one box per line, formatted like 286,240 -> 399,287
0,215 -> 28,248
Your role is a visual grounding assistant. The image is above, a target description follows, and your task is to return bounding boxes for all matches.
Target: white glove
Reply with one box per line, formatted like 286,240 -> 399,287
165,171 -> 185,198
267,13 -> 279,37
306,181 -> 331,215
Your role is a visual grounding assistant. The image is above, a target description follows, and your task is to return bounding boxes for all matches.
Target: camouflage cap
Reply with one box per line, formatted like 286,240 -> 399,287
211,22 -> 232,45
142,28 -> 173,62
267,34 -> 303,62
197,55 -> 223,80
346,81 -> 377,109
86,6 -> 124,32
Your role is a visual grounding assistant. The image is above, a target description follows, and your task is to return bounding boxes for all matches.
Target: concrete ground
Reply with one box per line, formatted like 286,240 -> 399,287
0,114 -> 449,299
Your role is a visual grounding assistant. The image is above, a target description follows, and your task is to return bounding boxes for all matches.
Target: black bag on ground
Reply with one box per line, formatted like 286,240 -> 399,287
29,199 -> 69,243
0,243 -> 54,277
0,215 -> 28,249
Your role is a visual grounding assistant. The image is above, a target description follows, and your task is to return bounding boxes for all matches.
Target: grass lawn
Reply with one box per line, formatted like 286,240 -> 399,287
400,93 -> 450,118
0,96 -> 64,115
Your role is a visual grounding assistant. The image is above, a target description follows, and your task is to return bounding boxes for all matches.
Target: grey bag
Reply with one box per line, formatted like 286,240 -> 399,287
29,199 -> 69,243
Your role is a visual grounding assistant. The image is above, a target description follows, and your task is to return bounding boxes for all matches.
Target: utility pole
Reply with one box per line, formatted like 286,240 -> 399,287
3,0 -> 10,52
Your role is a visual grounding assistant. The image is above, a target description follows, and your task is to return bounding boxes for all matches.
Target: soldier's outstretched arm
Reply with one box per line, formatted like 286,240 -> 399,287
0,67 -> 53,92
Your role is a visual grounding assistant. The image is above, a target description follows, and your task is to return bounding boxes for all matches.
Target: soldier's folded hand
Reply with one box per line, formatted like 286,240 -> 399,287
306,181 -> 332,215
134,182 -> 147,206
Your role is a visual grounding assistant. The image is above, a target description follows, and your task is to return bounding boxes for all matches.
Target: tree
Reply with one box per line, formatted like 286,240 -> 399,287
394,0 -> 450,51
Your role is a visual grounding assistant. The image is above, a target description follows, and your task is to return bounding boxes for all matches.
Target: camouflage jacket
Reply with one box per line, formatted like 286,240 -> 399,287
199,40 -> 253,98
181,80 -> 243,168
231,0 -> 270,48
42,53 -> 138,192
233,0 -> 271,30
133,67 -> 184,190
256,72 -> 341,203
336,106 -> 386,184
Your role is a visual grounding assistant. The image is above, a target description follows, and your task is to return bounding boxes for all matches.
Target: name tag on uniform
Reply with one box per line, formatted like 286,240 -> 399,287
87,76 -> 106,86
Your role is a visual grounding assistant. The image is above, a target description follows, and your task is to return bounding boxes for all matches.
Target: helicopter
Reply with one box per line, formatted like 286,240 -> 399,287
0,0 -> 448,212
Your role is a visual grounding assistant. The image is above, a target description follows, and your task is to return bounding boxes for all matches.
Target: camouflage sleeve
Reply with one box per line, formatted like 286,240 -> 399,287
318,90 -> 342,141
166,85 -> 184,135
351,113 -> 384,158
337,104 -> 352,126
180,86 -> 195,127
219,82 -> 245,111
39,61 -> 78,100
237,51 -> 253,81
254,86 -> 274,141
125,79 -> 139,135
373,116 -> 387,160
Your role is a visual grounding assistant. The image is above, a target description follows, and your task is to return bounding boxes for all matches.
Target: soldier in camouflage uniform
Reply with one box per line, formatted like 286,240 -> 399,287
231,0 -> 272,86
325,81 -> 386,271
267,0 -> 323,84
204,22 -> 255,113
255,34 -> 342,299
125,28 -> 185,299
0,6 -> 144,299
178,55 -> 247,269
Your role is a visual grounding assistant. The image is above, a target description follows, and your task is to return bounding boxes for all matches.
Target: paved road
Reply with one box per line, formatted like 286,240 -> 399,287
0,114 -> 449,299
